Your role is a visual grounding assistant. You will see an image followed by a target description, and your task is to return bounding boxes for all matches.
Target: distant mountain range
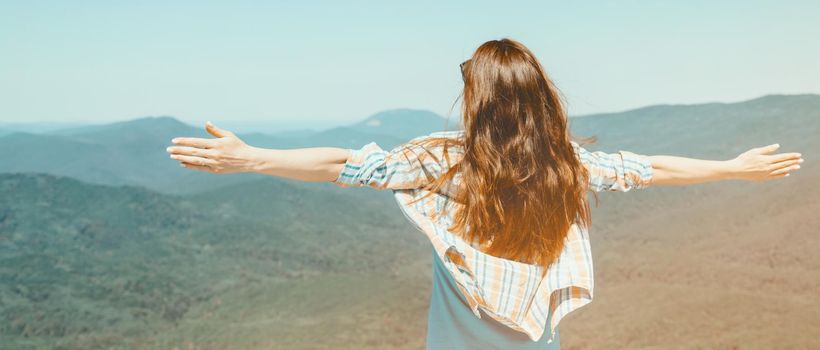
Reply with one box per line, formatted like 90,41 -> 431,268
570,94 -> 820,158
0,108 -> 461,194
0,94 -> 817,194
0,121 -> 90,135
1,94 -> 818,349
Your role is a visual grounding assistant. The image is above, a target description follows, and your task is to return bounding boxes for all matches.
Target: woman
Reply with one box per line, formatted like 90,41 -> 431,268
166,38 -> 804,349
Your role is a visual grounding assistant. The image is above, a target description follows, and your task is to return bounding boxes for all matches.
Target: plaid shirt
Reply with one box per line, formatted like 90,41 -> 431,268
332,130 -> 654,343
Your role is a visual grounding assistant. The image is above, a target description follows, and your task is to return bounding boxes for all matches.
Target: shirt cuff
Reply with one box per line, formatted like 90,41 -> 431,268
618,150 -> 654,189
331,142 -> 383,187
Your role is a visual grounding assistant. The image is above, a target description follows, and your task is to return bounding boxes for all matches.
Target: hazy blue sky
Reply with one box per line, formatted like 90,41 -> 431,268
1,0 -> 818,130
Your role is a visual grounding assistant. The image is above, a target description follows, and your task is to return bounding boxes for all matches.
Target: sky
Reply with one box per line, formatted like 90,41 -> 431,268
1,0 -> 819,131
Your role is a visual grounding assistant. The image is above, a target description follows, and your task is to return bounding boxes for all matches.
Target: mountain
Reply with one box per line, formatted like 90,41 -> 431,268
0,173 -> 429,349
249,108 -> 460,144
558,146 -> 820,350
0,121 -> 91,134
0,131 -> 119,185
0,110 -> 458,194
1,94 -> 819,349
568,94 -> 820,158
3,94 -> 817,194
244,108 -> 459,149
242,126 -> 406,151
264,128 -> 317,139
48,115 -> 203,142
559,93 -> 820,349
351,108 -> 462,138
0,117 -> 268,193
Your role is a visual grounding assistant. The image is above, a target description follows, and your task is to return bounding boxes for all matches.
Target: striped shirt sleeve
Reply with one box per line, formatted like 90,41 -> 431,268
331,136 -> 446,190
571,141 -> 654,192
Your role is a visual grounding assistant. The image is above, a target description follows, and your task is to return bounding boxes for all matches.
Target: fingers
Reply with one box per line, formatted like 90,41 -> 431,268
769,158 -> 802,170
169,154 -> 217,166
172,137 -> 217,149
766,152 -> 804,176
166,145 -> 218,159
768,152 -> 802,163
205,121 -> 236,138
769,163 -> 801,176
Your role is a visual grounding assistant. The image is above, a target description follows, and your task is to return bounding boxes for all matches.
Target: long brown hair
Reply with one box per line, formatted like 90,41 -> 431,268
399,38 -> 596,272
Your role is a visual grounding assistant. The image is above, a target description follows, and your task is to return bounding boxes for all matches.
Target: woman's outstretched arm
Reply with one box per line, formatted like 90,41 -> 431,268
167,121 -> 348,182
167,121 -> 443,188
169,123 -> 805,186
649,143 -> 803,186
245,146 -> 349,182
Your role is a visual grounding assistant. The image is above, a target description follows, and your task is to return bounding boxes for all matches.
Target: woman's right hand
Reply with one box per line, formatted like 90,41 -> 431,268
728,144 -> 804,182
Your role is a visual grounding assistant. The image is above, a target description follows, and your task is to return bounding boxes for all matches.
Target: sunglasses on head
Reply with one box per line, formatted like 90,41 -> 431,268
460,59 -> 471,80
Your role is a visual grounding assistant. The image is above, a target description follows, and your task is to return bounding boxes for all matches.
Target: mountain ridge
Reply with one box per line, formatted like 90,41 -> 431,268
573,93 -> 820,119
1,92 -> 818,348
1,93 -> 816,194
6,93 -> 813,136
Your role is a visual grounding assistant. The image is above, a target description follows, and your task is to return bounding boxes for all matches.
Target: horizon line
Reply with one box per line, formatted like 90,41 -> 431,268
2,92 -> 816,129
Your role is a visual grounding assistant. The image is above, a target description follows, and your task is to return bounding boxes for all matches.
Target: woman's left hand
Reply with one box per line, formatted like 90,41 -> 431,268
166,121 -> 257,174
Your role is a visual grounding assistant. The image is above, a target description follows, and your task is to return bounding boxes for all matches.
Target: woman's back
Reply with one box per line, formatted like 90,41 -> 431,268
427,247 -> 560,349
332,128 -> 655,347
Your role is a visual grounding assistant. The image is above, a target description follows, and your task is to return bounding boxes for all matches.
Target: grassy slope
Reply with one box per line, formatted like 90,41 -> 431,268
0,174 -> 432,349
